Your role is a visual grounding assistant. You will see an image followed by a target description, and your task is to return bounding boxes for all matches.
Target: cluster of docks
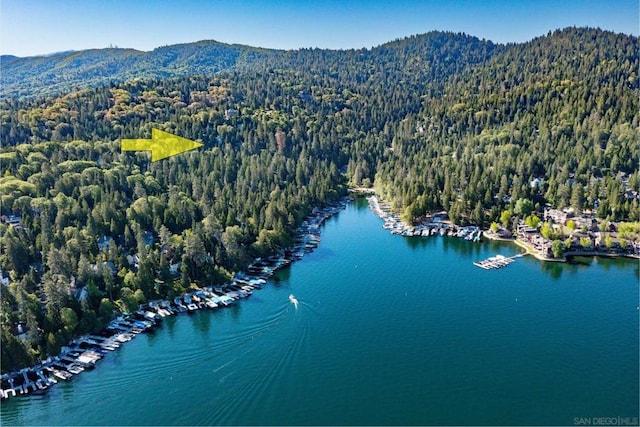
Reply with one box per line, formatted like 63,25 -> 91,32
367,196 -> 482,241
366,194 -> 525,271
1,315 -> 157,400
1,197 -> 352,401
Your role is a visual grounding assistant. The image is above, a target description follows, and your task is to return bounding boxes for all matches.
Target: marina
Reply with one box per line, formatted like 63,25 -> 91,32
367,194 -> 528,271
367,195 -> 483,241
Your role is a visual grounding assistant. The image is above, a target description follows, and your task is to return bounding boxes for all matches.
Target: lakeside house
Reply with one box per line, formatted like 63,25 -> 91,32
143,231 -> 154,246
530,177 -> 544,189
126,254 -> 140,269
75,287 -> 88,302
522,206 -> 639,258
493,227 -> 513,239
516,222 -> 552,257
543,207 -> 598,230
224,108 -> 238,120
91,261 -> 117,276
169,262 -> 181,276
572,216 -> 596,231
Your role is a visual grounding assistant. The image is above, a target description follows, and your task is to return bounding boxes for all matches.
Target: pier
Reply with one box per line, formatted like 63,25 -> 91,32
473,253 -> 525,270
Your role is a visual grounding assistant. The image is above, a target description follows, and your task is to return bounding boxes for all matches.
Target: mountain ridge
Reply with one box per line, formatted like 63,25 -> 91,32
1,28 -> 611,100
1,40 -> 275,99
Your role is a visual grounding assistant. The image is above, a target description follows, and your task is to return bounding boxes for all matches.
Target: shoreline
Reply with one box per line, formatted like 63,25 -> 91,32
510,231 -> 640,263
1,196 -> 353,402
3,195 -> 637,400
363,192 -> 639,264
482,230 -> 515,242
512,238 -> 562,262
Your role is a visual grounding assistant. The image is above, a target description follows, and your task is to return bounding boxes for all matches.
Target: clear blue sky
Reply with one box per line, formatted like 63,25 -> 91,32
1,0 -> 638,57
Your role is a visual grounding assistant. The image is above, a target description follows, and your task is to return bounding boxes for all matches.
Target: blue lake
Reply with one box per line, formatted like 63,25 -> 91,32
1,198 -> 638,425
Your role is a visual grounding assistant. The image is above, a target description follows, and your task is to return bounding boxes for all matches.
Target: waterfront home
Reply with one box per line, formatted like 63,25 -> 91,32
516,222 -> 552,257
492,227 -> 513,239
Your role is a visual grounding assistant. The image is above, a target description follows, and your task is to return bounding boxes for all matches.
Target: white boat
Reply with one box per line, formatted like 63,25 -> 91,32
202,297 -> 216,308
289,294 -> 299,306
206,293 -> 225,306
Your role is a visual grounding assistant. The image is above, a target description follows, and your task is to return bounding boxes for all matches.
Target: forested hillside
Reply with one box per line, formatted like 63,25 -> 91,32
0,28 -> 638,372
375,28 -> 639,224
1,41 -> 273,99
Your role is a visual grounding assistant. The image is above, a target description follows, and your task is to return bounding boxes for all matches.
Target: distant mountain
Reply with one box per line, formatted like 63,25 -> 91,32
1,32 -> 499,100
42,50 -> 77,57
0,55 -> 19,64
1,41 -> 274,99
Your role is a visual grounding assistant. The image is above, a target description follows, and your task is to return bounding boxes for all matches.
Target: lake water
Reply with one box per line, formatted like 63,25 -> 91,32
1,198 -> 638,426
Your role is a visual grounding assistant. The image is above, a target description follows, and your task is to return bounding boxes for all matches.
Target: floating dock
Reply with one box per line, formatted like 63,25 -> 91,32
473,253 -> 524,270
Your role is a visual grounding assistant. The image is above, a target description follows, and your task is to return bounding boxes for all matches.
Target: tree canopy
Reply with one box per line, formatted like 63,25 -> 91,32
0,27 -> 638,372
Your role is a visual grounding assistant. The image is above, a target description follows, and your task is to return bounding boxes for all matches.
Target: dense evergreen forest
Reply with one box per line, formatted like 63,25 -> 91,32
0,28 -> 638,372
0,40 -> 273,100
375,28 -> 639,224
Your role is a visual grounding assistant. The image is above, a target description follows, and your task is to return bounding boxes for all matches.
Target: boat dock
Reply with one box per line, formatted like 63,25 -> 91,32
367,195 -> 483,241
473,253 -> 525,270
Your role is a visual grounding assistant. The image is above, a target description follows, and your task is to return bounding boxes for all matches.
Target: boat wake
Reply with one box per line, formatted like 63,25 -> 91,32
207,295 -> 317,424
289,294 -> 299,308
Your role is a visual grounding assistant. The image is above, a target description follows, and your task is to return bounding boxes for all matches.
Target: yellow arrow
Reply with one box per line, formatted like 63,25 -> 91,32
121,129 -> 203,162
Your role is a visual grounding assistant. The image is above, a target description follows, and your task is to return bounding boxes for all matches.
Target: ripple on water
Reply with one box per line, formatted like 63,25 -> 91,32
205,299 -> 318,425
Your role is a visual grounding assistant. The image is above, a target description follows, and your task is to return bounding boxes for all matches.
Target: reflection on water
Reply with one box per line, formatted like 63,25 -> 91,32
540,259 -> 564,279
441,235 -> 487,258
567,256 -> 594,266
191,309 -> 212,335
227,302 -> 243,321
145,325 -> 161,345
164,312 -> 178,337
403,234 -> 438,250
271,266 -> 291,283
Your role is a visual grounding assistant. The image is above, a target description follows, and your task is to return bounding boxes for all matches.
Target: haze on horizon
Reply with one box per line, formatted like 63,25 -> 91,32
1,0 -> 638,58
